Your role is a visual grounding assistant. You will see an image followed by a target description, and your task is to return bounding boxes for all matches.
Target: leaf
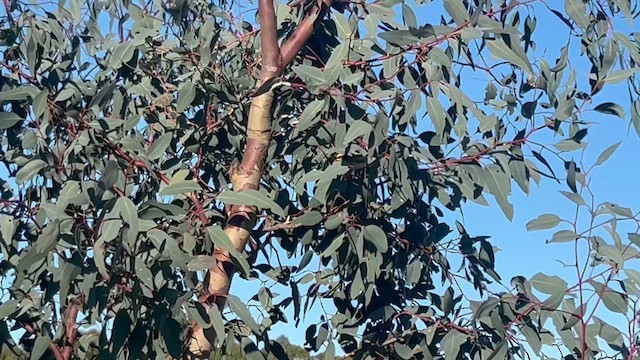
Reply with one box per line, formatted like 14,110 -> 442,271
566,160 -> 577,193
186,255 -> 217,271
589,280 -> 628,313
343,120 -> 373,145
565,0 -> 589,28
363,225 -> 388,253
135,259 -> 154,290
297,99 -> 324,132
33,90 -> 48,119
394,343 -> 413,359
0,299 -> 18,320
292,210 -> 323,227
208,307 -> 226,344
176,81 -> 197,113
110,41 -> 138,68
16,159 -> 47,184
227,295 -> 261,334
94,238 -> 110,280
526,214 -> 562,231
159,180 -> 201,196
594,102 -> 625,118
561,304 -> 585,330
530,273 -> 568,296
487,39 -> 533,73
427,95 -> 446,136
30,335 -> 50,360
484,164 -> 514,220
207,225 -> 251,276
0,112 -> 24,129
595,142 -> 621,166
0,86 -> 39,101
548,230 -> 578,243
292,65 -> 325,86
443,0 -> 468,25
116,197 -> 139,247
216,189 -> 285,217
559,191 -> 586,206
148,132 -> 173,160
441,330 -> 467,359
624,235 -> 640,254
401,4 -> 417,28
604,68 -> 639,84
379,30 -> 419,46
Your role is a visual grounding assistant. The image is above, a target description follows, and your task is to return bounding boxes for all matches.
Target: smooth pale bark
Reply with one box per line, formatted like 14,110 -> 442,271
188,0 -> 331,356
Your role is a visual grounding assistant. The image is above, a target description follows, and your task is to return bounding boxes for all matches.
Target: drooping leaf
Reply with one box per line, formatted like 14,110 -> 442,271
526,214 -> 562,231
216,189 -> 285,217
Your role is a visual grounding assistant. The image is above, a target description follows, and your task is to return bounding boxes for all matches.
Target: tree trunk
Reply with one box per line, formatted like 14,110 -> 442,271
188,0 -> 331,356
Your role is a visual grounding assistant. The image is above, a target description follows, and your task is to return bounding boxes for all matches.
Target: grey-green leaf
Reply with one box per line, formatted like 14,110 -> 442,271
526,214 -> 562,231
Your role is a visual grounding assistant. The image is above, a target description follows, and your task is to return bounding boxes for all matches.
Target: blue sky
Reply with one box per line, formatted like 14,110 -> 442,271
1,0 -> 640,357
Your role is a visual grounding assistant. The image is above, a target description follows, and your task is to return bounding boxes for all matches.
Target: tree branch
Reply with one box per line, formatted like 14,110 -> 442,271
281,0 -> 333,66
258,0 -> 282,81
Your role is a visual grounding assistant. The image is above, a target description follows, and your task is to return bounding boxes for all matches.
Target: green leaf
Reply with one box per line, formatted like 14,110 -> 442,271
530,273 -> 568,295
631,100 -> 640,137
343,120 -> 372,146
484,164 -> 514,220
548,230 -> 578,243
292,65 -> 325,86
379,30 -> 419,46
0,112 -> 24,129
594,102 -> 625,118
110,41 -> 138,68
565,0 -> 590,28
16,159 -> 47,184
0,86 -> 39,101
206,225 -> 250,276
116,197 -> 139,247
595,142 -> 621,166
427,95 -> 446,136
0,299 -> 19,320
441,330 -> 467,359
627,233 -> 640,247
292,210 -> 323,227
216,189 -> 285,217
0,215 -> 16,245
567,160 -> 577,193
148,132 -> 173,160
487,39 -> 533,73
227,295 -> 261,334
394,343 -> 413,359
159,180 -> 201,196
589,280 -> 628,313
604,68 -> 639,84
363,225 -> 388,253
559,191 -> 586,206
186,255 -> 217,271
135,259 -> 154,290
526,214 -> 562,231
297,99 -> 324,132
30,334 -> 50,360
443,0 -> 468,25
208,307 -> 226,344
176,81 -> 197,113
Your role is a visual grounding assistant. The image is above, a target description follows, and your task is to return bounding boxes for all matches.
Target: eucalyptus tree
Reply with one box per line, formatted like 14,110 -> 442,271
1,0 -> 640,359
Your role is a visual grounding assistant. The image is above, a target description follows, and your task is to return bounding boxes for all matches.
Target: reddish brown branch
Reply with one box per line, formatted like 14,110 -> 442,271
281,0 -> 333,66
61,305 -> 79,360
258,0 -> 282,80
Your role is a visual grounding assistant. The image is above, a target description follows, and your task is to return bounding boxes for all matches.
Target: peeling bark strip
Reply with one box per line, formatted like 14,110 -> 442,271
188,0 -> 332,356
